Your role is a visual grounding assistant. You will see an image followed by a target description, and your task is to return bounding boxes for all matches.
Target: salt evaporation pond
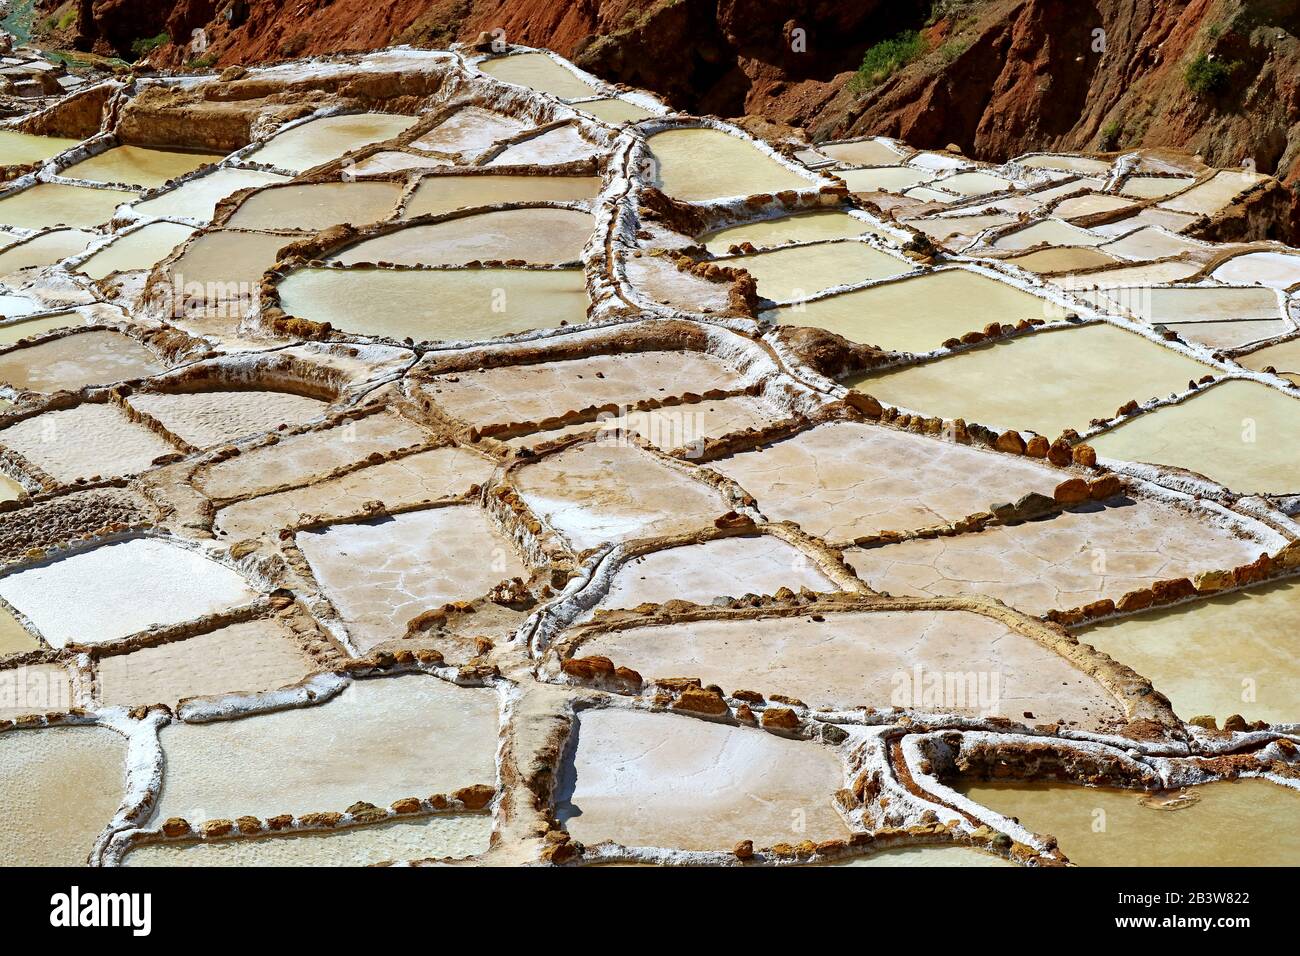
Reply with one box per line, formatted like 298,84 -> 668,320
278,266 -> 588,341
648,127 -> 810,202
958,778 -> 1299,866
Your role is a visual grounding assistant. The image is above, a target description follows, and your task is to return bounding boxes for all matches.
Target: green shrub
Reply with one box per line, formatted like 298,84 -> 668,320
1099,119 -> 1124,150
56,6 -> 77,30
1184,53 -> 1239,95
130,32 -> 169,58
853,30 -> 926,88
939,36 -> 972,64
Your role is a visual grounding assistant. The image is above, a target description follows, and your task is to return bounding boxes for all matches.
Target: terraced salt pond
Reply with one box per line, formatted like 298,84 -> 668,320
514,442 -> 729,552
488,124 -> 598,166
125,389 -> 327,448
224,181 -> 403,232
124,814 -> 492,866
0,128 -> 80,165
710,421 -> 1061,543
1003,246 -> 1119,273
277,267 -> 588,341
0,227 -> 97,272
477,52 -> 597,99
131,167 -> 291,222
832,846 -> 1014,867
0,538 -> 256,647
557,708 -> 848,851
213,446 -> 494,538
331,207 -> 592,266
1210,251 -> 1300,289
0,726 -> 127,865
724,241 -> 910,303
575,609 -> 1122,725
249,113 -> 417,173
818,139 -> 908,165
767,269 -> 1065,354
61,145 -> 221,189
150,675 -> 498,823
1079,578 -> 1300,724
409,106 -> 529,156
956,778 -> 1299,866
586,536 -> 837,617
402,174 -> 601,218
1091,379 -> 1300,494
1238,337 -> 1300,384
0,329 -> 166,392
575,98 -> 655,124
0,182 -> 136,229
97,616 -> 318,708
850,323 -> 1212,439
0,605 -> 38,655
0,402 -> 178,482
416,349 -> 750,429
195,410 -> 431,500
297,506 -> 525,652
75,221 -> 196,279
846,498 -> 1265,617
648,128 -> 811,202
701,210 -> 882,253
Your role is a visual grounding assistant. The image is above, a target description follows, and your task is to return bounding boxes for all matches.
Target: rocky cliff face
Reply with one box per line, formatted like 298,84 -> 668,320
43,0 -> 1300,229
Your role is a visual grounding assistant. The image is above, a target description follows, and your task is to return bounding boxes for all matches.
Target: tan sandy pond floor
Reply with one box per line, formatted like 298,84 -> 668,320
1078,578 -> 1299,725
62,145 -> 221,189
0,182 -> 136,229
277,266 -> 588,341
0,329 -> 165,393
766,269 -> 1066,353
957,777 -> 1298,866
97,616 -> 318,708
850,323 -> 1213,439
648,127 -> 811,202
575,98 -> 655,124
0,725 -> 126,865
1090,379 -> 1300,494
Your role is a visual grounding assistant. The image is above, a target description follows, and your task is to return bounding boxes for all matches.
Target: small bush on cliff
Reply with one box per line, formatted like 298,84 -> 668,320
853,31 -> 926,89
130,33 -> 169,59
1184,54 -> 1240,96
